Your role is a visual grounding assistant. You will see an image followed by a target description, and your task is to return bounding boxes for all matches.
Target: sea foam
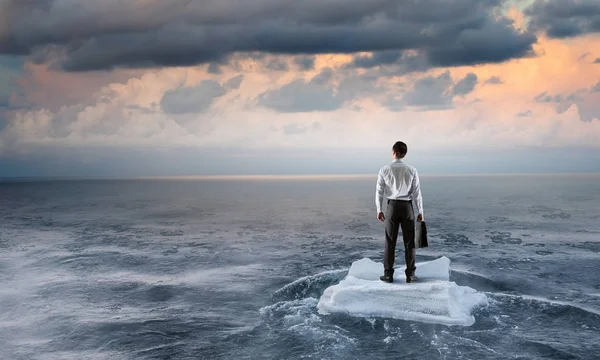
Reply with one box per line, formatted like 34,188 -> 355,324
317,256 -> 488,326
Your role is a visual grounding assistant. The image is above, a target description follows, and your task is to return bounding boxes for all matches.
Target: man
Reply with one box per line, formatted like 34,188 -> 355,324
375,141 -> 424,284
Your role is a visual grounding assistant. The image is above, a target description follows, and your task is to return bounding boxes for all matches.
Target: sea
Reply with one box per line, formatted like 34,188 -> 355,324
1,174 -> 599,360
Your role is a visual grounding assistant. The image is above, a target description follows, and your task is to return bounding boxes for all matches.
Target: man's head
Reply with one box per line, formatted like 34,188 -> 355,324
392,141 -> 408,159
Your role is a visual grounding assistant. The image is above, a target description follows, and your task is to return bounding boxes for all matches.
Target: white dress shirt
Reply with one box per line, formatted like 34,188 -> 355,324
375,159 -> 423,215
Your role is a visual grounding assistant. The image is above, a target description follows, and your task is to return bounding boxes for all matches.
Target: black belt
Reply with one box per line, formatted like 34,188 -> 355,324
388,199 -> 412,203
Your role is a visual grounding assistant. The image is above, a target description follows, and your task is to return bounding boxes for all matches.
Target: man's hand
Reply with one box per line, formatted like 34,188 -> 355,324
417,213 -> 424,222
377,212 -> 385,222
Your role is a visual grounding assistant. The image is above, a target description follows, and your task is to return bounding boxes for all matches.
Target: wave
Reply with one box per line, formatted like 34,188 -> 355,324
259,297 -> 357,354
271,268 -> 348,302
488,292 -> 600,318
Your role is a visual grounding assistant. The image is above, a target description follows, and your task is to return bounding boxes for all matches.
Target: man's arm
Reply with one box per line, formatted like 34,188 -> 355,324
411,168 -> 424,220
375,169 -> 385,218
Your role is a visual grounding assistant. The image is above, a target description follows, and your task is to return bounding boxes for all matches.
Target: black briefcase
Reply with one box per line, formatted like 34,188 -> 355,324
415,220 -> 428,248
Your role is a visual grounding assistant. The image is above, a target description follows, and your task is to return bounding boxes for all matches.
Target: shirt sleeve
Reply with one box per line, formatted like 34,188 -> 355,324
411,168 -> 423,215
375,168 -> 386,213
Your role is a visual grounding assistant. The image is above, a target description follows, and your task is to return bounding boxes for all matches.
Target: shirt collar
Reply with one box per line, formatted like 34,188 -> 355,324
393,159 -> 403,163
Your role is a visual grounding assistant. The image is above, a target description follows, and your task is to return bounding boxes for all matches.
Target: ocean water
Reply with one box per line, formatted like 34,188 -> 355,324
1,174 -> 599,360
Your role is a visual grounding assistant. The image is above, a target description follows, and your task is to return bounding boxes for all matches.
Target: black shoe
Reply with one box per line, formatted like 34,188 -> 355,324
406,275 -> 419,283
379,275 -> 393,283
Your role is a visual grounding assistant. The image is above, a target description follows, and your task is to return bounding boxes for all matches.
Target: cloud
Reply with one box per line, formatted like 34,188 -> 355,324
397,71 -> 454,110
347,18 -> 536,72
517,110 -> 532,117
3,60 -> 600,173
257,66 -> 384,113
336,72 -> 384,102
534,87 -> 599,121
0,71 -> 202,153
535,89 -> 591,104
0,109 -> 10,134
525,0 -> 600,38
578,52 -> 590,61
264,57 -> 289,71
0,55 -> 24,109
282,124 -> 306,135
386,71 -> 478,111
452,73 -> 478,96
309,67 -> 334,85
348,51 -> 431,75
577,103 -> 600,122
1,7 -> 600,175
350,51 -> 404,68
535,91 -> 562,103
294,56 -> 316,71
425,17 -> 536,67
208,63 -> 223,74
160,80 -> 227,115
258,79 -> 344,113
535,91 -> 575,114
225,75 -> 244,90
282,122 -> 320,135
0,0 -> 536,72
485,76 -> 504,85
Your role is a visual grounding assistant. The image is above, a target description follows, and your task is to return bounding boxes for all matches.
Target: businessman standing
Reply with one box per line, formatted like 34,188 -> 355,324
376,141 -> 424,284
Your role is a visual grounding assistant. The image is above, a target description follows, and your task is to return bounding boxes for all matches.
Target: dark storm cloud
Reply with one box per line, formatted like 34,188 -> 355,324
348,51 -> 433,75
348,18 -> 536,71
349,52 -> 433,76
425,17 -> 536,67
525,0 -> 600,38
350,51 -> 404,68
0,0 -> 536,71
451,73 -> 478,96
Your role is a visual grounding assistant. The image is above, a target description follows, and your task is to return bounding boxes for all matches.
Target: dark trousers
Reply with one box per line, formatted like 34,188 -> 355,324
384,199 -> 416,278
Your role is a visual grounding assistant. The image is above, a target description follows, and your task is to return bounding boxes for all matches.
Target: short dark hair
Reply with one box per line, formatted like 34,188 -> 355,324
392,141 -> 408,158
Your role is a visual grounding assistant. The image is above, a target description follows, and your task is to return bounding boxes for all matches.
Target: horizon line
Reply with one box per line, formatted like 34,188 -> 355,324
2,172 -> 600,182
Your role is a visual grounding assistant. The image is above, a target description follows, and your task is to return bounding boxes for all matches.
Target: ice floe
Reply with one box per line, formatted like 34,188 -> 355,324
317,256 -> 488,326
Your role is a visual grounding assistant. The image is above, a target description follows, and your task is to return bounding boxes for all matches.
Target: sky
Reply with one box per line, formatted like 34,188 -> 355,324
0,0 -> 599,177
